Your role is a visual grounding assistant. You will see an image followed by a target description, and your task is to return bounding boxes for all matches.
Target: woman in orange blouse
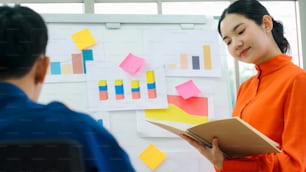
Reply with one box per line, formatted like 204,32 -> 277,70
181,0 -> 306,171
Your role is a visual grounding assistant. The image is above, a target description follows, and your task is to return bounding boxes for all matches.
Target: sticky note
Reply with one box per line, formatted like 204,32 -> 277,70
71,29 -> 96,50
175,80 -> 201,99
138,144 -> 167,170
119,53 -> 145,75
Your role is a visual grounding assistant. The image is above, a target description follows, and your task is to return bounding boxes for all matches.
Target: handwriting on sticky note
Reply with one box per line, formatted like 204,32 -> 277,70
71,28 -> 96,50
119,53 -> 145,75
175,80 -> 201,99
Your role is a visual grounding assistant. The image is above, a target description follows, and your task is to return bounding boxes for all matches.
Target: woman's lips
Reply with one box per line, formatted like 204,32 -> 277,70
240,47 -> 250,57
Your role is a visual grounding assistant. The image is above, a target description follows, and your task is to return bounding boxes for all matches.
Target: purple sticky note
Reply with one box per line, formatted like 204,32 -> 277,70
175,80 -> 201,99
119,53 -> 145,75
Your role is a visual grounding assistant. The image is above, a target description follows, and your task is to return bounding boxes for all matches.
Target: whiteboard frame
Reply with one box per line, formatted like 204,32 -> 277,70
42,14 -> 207,24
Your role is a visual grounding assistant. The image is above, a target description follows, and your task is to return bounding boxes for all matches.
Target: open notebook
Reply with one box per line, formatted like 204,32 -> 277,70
147,117 -> 281,158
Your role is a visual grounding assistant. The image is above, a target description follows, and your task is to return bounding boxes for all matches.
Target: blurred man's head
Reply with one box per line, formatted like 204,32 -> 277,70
0,5 -> 48,80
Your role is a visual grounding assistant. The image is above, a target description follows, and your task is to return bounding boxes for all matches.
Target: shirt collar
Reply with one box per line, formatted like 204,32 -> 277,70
0,82 -> 28,98
255,54 -> 292,78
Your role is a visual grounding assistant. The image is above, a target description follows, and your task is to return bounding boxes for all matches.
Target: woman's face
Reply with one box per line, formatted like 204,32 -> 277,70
220,14 -> 273,64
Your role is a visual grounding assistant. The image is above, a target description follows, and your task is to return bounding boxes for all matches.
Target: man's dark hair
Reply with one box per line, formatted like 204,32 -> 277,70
0,5 -> 48,79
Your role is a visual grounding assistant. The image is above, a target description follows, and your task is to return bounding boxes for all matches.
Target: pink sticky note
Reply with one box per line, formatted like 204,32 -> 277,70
119,53 -> 145,75
175,80 -> 201,99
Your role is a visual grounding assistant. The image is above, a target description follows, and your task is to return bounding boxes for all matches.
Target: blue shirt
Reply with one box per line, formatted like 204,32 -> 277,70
0,82 -> 135,172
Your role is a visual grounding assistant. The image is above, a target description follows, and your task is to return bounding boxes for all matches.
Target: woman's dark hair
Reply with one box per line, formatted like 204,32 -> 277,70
217,0 -> 289,53
0,5 -> 48,79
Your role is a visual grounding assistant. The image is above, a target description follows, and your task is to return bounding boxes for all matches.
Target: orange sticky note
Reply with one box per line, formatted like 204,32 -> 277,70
138,144 -> 167,170
71,28 -> 96,50
175,80 -> 201,99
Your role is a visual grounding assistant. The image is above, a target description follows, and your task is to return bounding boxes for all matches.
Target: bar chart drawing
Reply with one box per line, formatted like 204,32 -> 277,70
49,49 -> 94,75
167,45 -> 212,71
45,24 -> 105,83
87,62 -> 168,111
98,75 -> 158,102
143,29 -> 223,77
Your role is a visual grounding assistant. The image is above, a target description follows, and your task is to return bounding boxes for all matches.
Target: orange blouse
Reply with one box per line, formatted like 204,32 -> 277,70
217,54 -> 306,172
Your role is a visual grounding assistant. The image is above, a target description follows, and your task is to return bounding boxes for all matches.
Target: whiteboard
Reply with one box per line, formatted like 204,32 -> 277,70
39,14 -> 232,172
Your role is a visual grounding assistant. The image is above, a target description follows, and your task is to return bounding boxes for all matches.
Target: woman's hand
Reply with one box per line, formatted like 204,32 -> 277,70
180,134 -> 225,170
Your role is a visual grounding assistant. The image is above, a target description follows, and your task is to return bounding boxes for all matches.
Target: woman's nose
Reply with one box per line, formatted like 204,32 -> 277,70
233,38 -> 243,49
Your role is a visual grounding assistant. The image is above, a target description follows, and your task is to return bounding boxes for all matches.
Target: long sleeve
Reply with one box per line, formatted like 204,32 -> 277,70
275,73 -> 306,171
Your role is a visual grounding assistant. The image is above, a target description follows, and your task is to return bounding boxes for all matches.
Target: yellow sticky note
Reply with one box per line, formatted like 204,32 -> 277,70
71,28 -> 96,50
138,144 -> 167,170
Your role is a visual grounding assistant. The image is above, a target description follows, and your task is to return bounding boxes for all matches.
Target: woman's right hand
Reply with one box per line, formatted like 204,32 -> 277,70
180,134 -> 225,170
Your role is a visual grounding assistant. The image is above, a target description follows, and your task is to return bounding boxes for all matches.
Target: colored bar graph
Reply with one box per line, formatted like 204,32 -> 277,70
98,80 -> 108,100
203,45 -> 212,70
165,45 -> 214,72
192,56 -> 200,70
146,70 -> 156,99
115,80 -> 124,100
49,49 -> 95,76
50,49 -> 93,75
131,80 -> 140,99
72,53 -> 84,74
180,53 -> 188,69
50,62 -> 61,75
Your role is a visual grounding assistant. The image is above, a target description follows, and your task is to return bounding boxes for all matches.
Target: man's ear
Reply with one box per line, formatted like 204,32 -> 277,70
34,55 -> 50,84
262,15 -> 273,32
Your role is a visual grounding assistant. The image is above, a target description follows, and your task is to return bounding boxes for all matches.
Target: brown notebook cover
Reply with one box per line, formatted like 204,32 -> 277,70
147,117 -> 281,158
